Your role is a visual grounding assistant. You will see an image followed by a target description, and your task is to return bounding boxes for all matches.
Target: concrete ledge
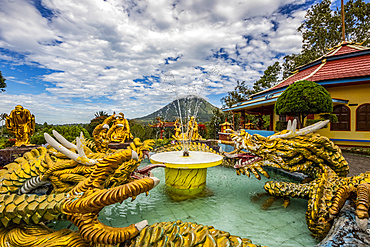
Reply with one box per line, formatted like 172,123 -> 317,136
0,145 -> 41,166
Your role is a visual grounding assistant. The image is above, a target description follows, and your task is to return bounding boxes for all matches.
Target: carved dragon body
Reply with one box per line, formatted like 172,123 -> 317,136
0,130 -> 261,247
223,120 -> 370,238
0,130 -> 162,246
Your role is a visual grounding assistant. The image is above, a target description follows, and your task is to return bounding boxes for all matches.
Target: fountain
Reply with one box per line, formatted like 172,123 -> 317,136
150,90 -> 224,196
151,120 -> 222,195
150,149 -> 223,195
3,107 -> 369,246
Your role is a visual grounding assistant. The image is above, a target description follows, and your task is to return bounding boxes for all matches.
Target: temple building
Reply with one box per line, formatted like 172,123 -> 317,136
223,42 -> 370,147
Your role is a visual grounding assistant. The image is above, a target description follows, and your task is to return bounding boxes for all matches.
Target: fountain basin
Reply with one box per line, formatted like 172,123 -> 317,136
150,151 -> 223,195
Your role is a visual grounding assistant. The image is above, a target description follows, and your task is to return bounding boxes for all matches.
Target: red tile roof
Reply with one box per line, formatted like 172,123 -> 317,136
326,44 -> 363,56
255,42 -> 370,95
311,55 -> 370,81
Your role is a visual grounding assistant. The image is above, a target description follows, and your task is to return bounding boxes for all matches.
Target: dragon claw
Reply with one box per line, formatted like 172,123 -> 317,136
151,177 -> 160,187
135,220 -> 148,231
250,168 -> 261,180
283,197 -> 290,208
243,168 -> 250,177
356,216 -> 369,231
131,151 -> 139,161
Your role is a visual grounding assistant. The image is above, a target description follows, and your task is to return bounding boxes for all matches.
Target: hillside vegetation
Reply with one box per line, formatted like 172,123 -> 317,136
134,96 -> 219,124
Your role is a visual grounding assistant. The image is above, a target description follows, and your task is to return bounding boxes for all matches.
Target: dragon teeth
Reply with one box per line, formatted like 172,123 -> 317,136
240,157 -> 261,166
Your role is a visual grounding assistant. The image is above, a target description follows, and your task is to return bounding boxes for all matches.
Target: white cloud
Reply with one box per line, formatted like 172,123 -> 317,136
13,80 -> 30,85
0,0 -> 57,52
0,0 -> 311,123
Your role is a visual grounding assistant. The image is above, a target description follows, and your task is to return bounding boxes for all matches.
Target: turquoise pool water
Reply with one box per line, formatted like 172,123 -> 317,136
97,160 -> 318,247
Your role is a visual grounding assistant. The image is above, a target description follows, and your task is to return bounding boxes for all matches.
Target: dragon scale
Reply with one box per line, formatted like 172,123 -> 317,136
224,120 -> 370,238
0,131 -> 262,247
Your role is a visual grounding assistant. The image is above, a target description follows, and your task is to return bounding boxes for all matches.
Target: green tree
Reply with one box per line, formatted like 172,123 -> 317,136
221,81 -> 253,108
0,71 -> 6,92
130,123 -> 146,140
253,62 -> 281,92
222,62 -> 281,109
282,0 -> 370,78
94,111 -> 109,118
274,80 -> 333,128
206,108 -> 232,139
85,112 -> 109,135
342,0 -> 370,44
30,125 -> 91,145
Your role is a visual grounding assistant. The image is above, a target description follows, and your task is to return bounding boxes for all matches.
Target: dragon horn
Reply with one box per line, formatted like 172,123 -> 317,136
132,150 -> 139,161
269,119 -> 295,140
296,120 -> 330,136
270,119 -> 329,139
292,119 -> 297,133
44,133 -> 97,166
52,130 -> 77,150
80,131 -> 84,141
45,133 -> 78,160
287,120 -> 292,131
298,123 -> 313,132
76,137 -> 87,159
270,133 -> 286,139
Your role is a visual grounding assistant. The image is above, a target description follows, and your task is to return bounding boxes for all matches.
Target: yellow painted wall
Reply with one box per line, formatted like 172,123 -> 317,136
270,83 -> 370,146
315,83 -> 370,147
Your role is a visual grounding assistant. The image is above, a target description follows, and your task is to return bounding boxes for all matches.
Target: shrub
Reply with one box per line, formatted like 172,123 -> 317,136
275,80 -> 333,128
31,125 -> 91,145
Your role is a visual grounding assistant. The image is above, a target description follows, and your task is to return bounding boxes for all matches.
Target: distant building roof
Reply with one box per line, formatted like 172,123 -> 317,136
253,41 -> 370,97
224,42 -> 370,112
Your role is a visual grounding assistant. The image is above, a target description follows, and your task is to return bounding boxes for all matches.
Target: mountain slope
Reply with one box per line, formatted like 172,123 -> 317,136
134,96 -> 218,124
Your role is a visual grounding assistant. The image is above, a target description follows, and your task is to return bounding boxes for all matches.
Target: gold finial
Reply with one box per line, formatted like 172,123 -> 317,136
341,0 -> 345,42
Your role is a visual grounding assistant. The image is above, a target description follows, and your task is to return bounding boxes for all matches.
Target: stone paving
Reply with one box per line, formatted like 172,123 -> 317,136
343,153 -> 370,177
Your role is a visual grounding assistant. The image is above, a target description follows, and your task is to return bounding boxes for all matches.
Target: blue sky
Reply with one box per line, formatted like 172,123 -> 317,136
0,0 -> 342,124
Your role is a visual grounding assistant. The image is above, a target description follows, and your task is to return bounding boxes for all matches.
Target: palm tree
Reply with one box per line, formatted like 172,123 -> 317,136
94,111 -> 109,118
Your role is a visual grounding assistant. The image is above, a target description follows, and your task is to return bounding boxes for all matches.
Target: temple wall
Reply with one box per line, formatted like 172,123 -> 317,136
316,83 -> 370,147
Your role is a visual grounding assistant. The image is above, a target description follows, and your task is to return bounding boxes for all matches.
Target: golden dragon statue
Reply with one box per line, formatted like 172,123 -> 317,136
0,128 -> 260,247
222,119 -> 370,239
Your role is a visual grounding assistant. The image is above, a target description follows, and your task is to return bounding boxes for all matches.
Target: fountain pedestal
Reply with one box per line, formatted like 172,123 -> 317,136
150,151 -> 223,195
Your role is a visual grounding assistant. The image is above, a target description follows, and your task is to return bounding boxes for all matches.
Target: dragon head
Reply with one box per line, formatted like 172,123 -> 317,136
40,131 -> 164,190
0,129 -> 166,246
224,120 -> 349,179
41,131 -> 165,244
129,138 -> 155,161
104,138 -> 164,187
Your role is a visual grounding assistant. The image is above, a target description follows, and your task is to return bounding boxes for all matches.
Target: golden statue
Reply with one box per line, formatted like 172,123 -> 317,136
5,105 -> 35,146
186,116 -> 202,140
92,114 -> 115,152
108,112 -> 133,143
172,117 -> 202,141
172,118 -> 183,139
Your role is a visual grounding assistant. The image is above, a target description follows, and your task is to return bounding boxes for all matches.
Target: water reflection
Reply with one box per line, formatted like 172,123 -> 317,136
51,161 -> 318,247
